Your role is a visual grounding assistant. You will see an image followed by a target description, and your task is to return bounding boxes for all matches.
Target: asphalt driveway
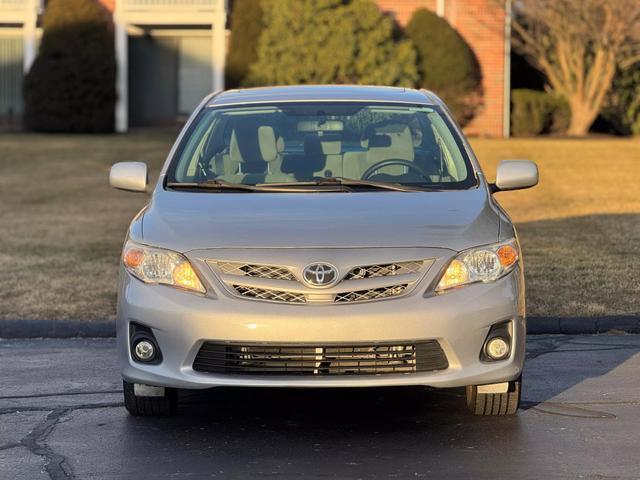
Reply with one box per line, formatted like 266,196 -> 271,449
1,334 -> 639,479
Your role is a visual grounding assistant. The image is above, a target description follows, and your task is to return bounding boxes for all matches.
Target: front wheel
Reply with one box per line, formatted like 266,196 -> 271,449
123,380 -> 178,417
465,376 -> 521,416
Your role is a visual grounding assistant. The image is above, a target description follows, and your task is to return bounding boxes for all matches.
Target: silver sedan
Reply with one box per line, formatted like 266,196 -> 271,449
110,85 -> 538,417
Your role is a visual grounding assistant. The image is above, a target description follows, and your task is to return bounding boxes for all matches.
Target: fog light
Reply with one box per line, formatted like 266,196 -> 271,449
485,337 -> 510,360
134,340 -> 156,362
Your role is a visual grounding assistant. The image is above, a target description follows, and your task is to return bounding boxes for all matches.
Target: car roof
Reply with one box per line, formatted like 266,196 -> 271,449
207,85 -> 436,107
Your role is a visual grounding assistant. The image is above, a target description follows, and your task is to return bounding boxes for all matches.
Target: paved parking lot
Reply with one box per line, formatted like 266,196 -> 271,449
1,334 -> 639,479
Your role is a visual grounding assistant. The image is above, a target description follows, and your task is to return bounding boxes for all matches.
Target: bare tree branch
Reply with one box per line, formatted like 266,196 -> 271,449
511,0 -> 640,135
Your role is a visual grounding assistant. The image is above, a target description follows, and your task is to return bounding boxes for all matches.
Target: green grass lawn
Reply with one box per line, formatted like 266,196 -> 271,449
474,138 -> 640,318
0,131 -> 638,320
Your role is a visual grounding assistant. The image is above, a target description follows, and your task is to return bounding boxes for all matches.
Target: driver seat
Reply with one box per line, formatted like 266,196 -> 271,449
343,123 -> 415,179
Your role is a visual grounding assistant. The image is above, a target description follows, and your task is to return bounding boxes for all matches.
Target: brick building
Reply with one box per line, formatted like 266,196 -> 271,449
376,0 -> 510,137
1,0 -> 510,136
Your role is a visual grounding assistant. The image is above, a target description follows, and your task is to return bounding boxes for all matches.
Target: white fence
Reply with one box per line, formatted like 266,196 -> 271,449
119,0 -> 221,11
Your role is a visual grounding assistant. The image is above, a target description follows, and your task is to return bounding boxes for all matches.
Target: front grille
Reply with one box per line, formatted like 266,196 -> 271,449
193,341 -> 449,376
334,284 -> 408,303
209,257 -> 430,305
233,285 -> 306,303
344,261 -> 424,280
217,262 -> 296,281
232,283 -> 408,304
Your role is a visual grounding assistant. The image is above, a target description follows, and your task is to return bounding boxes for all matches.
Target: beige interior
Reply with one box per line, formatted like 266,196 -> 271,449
210,122 -> 419,183
258,126 -> 293,182
343,124 -> 415,178
212,126 -> 293,183
306,135 -> 344,178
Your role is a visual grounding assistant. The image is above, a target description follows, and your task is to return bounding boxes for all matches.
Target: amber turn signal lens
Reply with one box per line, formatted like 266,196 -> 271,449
496,245 -> 518,268
123,248 -> 145,268
172,262 -> 205,293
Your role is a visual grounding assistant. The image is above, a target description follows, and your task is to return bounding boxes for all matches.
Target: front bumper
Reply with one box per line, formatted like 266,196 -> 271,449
117,266 -> 526,390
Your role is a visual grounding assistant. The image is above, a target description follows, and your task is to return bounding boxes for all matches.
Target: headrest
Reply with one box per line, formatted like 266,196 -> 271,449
258,126 -> 278,162
369,134 -> 392,148
298,120 -> 344,132
230,121 -> 265,170
364,124 -> 414,161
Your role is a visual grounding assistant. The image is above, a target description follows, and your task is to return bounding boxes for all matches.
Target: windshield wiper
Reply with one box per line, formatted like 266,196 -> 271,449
165,179 -> 349,193
167,177 -> 434,193
167,179 -> 262,192
258,177 -> 432,192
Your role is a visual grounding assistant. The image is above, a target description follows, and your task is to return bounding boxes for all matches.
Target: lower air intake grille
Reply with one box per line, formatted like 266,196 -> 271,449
193,341 -> 448,376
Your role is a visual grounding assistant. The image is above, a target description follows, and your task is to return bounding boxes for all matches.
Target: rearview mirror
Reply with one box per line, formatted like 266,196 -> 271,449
493,160 -> 538,192
110,162 -> 148,192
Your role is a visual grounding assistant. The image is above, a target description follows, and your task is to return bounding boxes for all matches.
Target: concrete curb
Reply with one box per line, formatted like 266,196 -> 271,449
0,319 -> 115,338
527,316 -> 640,335
1,316 -> 640,338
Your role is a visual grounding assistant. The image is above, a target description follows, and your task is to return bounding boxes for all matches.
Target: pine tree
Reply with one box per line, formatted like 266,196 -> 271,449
225,0 -> 264,88
405,9 -> 482,126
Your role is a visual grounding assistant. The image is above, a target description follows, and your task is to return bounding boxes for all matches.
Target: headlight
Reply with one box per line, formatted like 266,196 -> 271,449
435,239 -> 519,293
122,240 -> 205,293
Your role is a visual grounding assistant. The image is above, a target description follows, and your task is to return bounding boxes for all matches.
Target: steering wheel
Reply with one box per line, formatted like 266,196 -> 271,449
361,159 -> 431,182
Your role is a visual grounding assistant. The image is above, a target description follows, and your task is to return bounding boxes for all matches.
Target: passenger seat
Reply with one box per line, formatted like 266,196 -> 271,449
257,126 -> 294,183
213,125 -> 293,183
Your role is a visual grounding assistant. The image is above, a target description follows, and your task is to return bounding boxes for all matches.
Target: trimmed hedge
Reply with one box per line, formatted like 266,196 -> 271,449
24,0 -> 116,133
225,0 -> 264,88
405,9 -> 482,126
511,89 -> 570,136
245,0 -> 417,87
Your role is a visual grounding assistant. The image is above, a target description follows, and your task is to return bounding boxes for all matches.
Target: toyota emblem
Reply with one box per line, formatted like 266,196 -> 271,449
302,263 -> 339,288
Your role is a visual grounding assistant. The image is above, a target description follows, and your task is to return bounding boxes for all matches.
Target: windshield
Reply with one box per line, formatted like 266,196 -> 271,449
167,102 -> 476,190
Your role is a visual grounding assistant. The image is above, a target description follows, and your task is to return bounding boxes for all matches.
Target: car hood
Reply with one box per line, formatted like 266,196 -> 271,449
138,187 -> 500,252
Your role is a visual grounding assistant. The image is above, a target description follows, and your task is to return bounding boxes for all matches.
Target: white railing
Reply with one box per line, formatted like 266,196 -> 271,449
120,0 -> 220,10
0,0 -> 28,6
116,0 -> 225,24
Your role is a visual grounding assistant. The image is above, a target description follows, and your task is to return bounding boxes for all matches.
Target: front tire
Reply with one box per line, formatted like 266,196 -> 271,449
465,376 -> 521,416
123,380 -> 178,417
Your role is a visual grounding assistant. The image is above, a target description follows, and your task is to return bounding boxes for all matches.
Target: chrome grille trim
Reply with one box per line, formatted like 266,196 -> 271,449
232,284 -> 306,304
216,262 -> 296,281
344,261 -> 424,280
334,284 -> 409,303
208,257 -> 432,305
193,341 -> 449,376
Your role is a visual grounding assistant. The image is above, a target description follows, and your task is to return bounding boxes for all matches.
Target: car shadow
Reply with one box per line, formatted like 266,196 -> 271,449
118,384 -> 528,477
114,334 -> 639,477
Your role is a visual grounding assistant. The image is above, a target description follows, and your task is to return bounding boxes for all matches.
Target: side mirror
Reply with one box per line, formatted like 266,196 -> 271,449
110,162 -> 148,192
492,160 -> 538,192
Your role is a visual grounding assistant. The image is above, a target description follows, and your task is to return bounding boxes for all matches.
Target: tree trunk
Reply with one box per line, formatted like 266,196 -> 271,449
567,97 -> 598,136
